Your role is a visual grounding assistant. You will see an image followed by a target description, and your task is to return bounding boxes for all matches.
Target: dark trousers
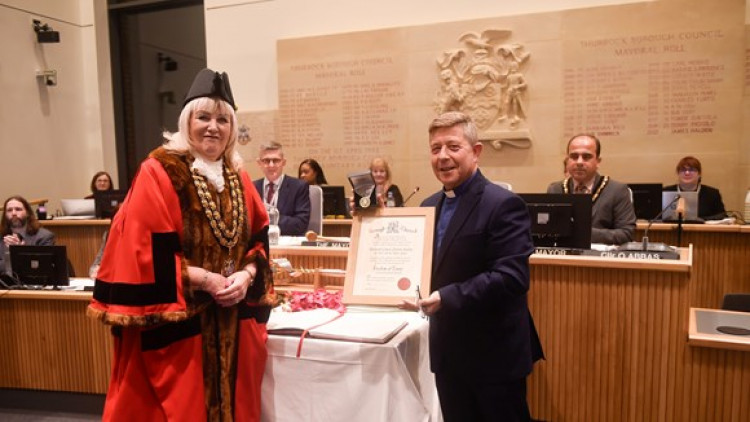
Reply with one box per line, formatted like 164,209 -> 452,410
435,371 -> 531,422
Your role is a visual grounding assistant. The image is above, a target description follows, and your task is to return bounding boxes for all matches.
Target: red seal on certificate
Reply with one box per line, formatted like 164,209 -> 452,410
397,277 -> 411,291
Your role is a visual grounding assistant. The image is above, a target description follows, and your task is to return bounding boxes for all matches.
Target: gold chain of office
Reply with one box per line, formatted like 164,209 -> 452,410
561,175 -> 609,203
192,167 -> 246,249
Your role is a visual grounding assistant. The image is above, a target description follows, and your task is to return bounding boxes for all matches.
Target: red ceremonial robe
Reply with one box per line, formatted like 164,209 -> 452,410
88,147 -> 275,421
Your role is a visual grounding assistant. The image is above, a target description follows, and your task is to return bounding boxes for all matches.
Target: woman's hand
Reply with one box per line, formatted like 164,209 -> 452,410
215,264 -> 256,307
348,191 -> 385,217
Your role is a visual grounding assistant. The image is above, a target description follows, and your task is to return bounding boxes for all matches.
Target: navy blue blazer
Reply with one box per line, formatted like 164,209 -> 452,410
422,171 -> 543,381
253,176 -> 310,236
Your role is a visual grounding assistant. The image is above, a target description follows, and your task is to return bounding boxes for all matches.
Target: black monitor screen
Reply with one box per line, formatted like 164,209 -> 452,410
9,245 -> 69,287
628,183 -> 663,220
519,193 -> 592,249
322,185 -> 350,218
94,189 -> 127,219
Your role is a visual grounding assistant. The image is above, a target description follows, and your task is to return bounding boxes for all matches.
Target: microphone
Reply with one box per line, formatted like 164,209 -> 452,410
620,194 -> 680,252
675,197 -> 686,218
401,187 -> 420,206
675,196 -> 685,246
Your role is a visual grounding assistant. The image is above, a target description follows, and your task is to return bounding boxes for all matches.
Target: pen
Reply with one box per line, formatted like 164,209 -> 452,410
416,284 -> 425,318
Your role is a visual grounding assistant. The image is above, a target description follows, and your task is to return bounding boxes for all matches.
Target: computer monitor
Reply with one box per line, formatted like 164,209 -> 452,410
321,185 -> 350,218
9,245 -> 70,287
94,189 -> 127,219
519,193 -> 592,249
661,191 -> 701,222
628,183 -> 663,220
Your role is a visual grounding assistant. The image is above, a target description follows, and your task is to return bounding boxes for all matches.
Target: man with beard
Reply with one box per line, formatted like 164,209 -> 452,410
0,196 -> 55,274
547,134 -> 636,245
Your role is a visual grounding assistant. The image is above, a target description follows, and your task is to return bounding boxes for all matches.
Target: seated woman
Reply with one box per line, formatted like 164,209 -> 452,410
85,171 -> 114,199
663,156 -> 726,220
298,158 -> 328,185
369,157 -> 403,207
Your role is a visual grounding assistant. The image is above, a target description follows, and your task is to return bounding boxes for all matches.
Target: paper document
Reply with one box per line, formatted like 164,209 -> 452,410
268,309 -> 409,344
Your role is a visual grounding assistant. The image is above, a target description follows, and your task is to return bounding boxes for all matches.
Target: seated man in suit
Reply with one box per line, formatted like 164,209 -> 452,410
253,141 -> 310,236
1,195 -> 55,274
547,134 -> 636,245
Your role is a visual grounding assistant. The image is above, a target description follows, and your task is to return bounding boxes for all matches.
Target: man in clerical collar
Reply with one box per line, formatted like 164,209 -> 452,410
253,141 -> 310,235
1,195 -> 55,275
402,111 -> 543,422
547,133 -> 636,245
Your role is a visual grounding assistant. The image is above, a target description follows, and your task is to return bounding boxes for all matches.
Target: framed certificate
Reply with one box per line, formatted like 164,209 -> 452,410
343,207 -> 435,306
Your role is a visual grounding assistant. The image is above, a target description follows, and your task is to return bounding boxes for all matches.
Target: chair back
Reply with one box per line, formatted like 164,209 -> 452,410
308,185 -> 323,234
721,293 -> 750,312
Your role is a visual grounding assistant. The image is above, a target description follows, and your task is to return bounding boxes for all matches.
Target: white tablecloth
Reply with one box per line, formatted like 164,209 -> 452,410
261,312 -> 441,422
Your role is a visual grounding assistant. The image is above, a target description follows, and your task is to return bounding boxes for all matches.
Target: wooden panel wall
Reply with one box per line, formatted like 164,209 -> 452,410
40,220 -> 109,279
0,292 -> 111,393
636,225 -> 750,309
527,263 -> 750,422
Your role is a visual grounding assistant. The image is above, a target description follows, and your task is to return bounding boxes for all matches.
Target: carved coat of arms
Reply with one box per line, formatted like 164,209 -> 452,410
434,29 -> 531,150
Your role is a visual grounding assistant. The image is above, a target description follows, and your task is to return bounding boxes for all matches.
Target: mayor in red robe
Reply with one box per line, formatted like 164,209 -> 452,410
88,69 -> 275,421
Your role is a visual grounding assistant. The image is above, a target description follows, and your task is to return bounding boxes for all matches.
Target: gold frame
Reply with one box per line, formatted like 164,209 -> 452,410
343,207 -> 434,306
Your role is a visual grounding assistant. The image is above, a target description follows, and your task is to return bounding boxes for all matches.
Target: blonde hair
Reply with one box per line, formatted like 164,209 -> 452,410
162,97 -> 243,170
369,157 -> 393,192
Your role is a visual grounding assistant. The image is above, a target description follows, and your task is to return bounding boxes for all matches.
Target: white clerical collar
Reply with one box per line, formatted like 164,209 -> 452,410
444,190 -> 456,198
192,155 -> 225,192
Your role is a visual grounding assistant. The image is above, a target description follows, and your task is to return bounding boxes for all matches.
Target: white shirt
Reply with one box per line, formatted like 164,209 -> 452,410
263,175 -> 285,208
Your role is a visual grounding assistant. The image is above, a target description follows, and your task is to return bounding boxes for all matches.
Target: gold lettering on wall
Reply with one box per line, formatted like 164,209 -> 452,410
563,29 -> 728,139
277,53 -> 406,170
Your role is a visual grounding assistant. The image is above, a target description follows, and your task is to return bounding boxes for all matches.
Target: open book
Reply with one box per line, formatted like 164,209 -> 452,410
267,308 -> 409,344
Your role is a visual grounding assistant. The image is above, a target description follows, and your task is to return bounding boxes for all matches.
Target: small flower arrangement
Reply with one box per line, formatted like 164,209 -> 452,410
277,289 -> 346,314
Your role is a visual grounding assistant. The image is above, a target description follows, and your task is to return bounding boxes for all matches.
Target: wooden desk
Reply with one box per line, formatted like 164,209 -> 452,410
689,307 -> 750,352
322,219 -> 352,237
635,222 -> 750,308
6,243 -> 749,421
270,245 -> 348,288
270,245 -> 750,421
527,251 -> 695,420
40,219 -> 109,278
0,290 -> 111,393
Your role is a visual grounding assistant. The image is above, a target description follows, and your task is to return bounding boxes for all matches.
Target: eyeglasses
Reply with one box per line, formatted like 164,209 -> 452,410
259,158 -> 283,166
679,167 -> 698,174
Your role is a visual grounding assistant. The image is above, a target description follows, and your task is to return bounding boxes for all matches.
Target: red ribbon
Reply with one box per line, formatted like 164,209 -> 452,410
295,311 -> 345,358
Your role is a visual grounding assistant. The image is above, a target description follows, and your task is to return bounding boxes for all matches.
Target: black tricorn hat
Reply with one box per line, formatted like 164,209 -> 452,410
183,68 -> 236,110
